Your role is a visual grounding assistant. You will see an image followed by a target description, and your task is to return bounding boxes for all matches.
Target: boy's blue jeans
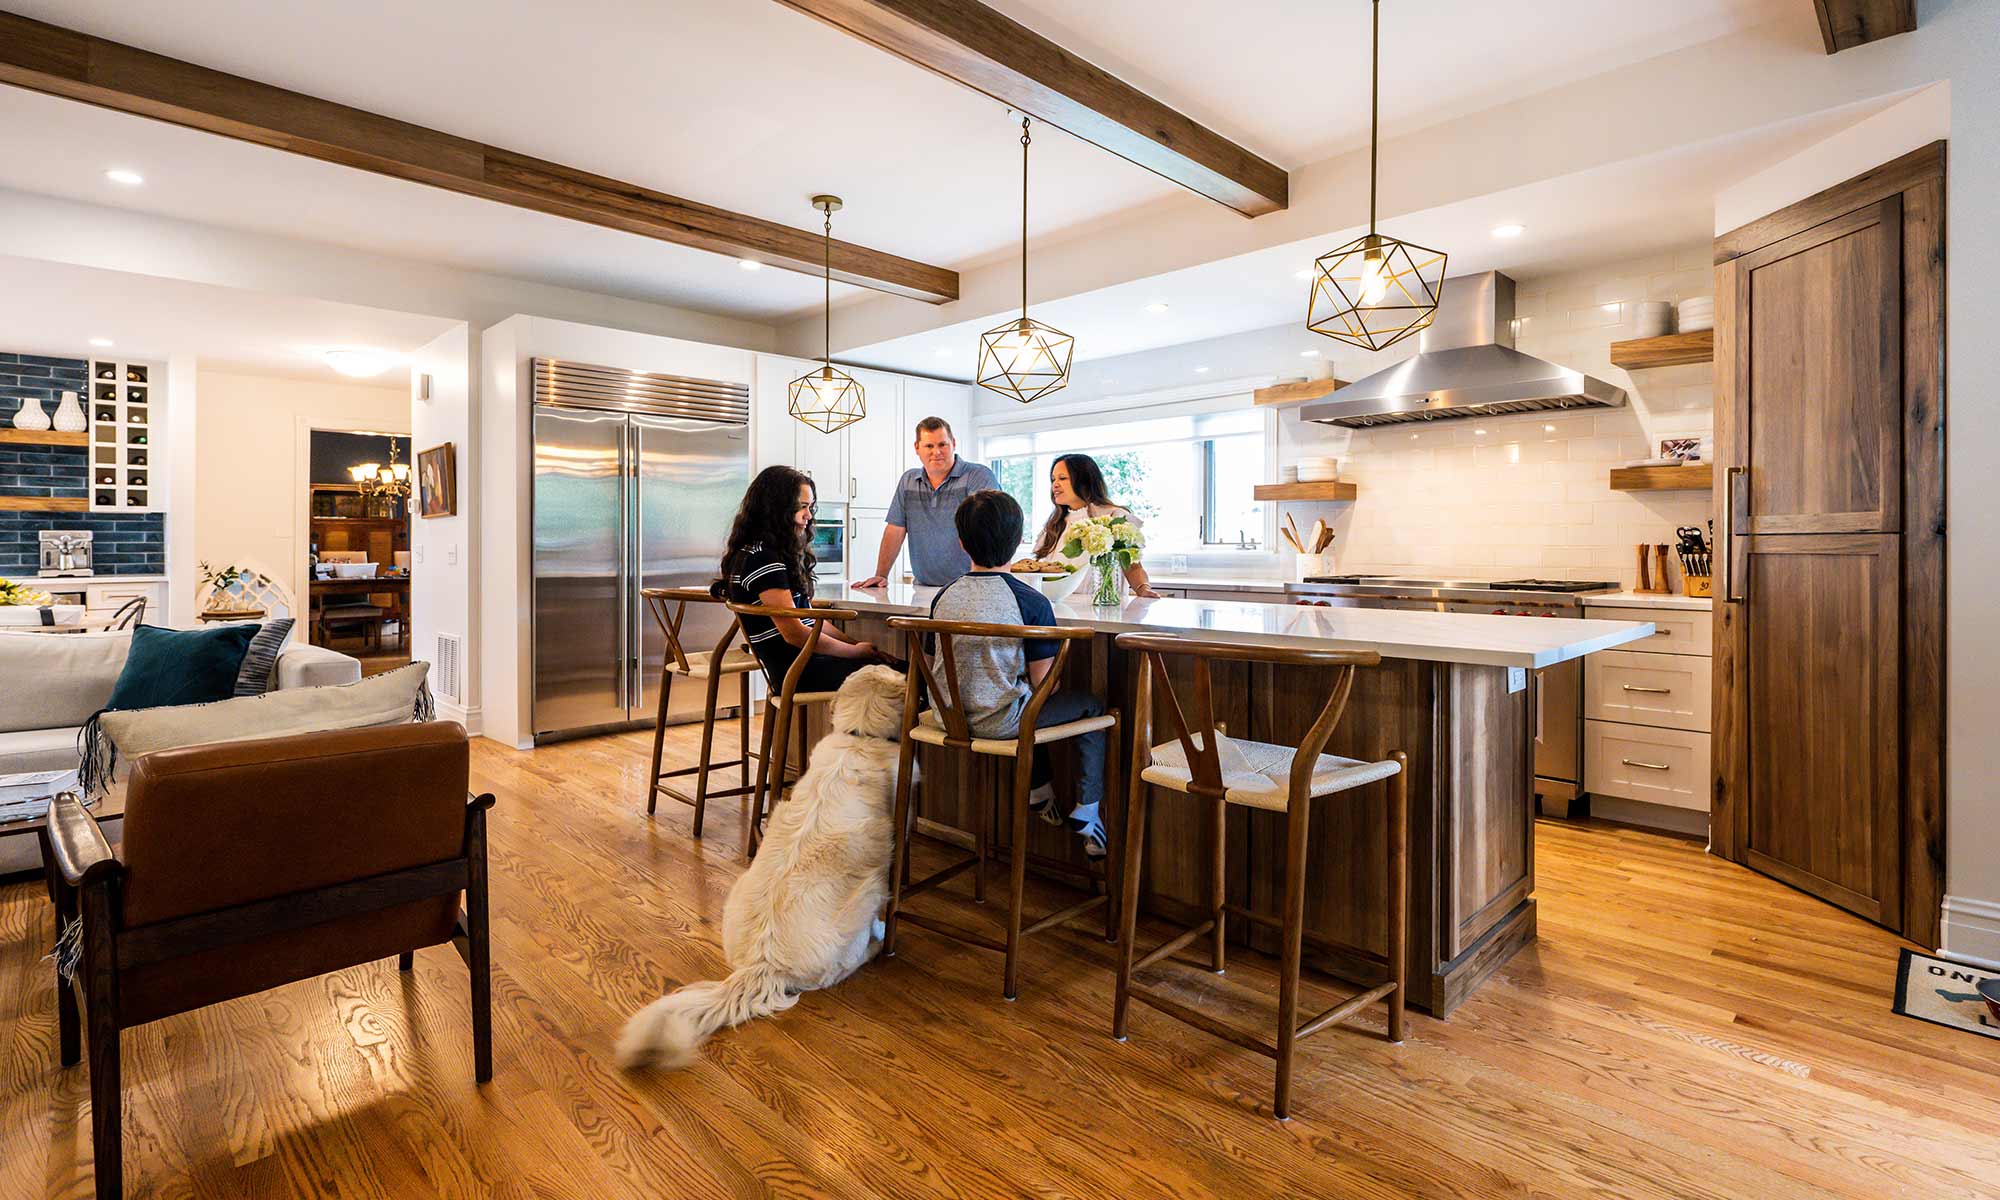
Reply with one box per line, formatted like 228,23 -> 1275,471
1029,689 -> 1107,815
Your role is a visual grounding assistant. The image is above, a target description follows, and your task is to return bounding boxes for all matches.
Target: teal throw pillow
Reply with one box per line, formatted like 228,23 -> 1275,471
105,622 -> 262,712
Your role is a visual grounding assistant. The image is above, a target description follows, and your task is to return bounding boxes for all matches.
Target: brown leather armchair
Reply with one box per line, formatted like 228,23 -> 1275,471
38,722 -> 495,1200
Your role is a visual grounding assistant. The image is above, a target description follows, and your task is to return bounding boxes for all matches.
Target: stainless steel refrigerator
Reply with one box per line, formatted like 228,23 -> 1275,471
531,360 -> 750,742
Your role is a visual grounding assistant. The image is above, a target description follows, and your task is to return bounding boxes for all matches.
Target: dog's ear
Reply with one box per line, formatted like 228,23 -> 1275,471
831,664 -> 908,738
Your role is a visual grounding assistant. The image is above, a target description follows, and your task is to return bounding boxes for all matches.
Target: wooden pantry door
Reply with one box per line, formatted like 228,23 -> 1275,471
1712,144 -> 1945,946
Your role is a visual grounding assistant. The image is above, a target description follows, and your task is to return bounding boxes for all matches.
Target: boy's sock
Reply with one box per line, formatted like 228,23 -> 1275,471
1068,800 -> 1107,859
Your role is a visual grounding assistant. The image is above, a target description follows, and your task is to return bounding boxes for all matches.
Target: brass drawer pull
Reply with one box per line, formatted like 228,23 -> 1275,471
1621,758 -> 1671,771
1621,684 -> 1673,694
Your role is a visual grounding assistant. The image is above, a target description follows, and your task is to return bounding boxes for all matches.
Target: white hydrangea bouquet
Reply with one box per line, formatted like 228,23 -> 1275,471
1061,514 -> 1145,607
0,579 -> 54,607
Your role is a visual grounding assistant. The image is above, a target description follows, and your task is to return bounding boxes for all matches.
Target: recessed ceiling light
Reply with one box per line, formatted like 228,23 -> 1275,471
1474,428 -> 1488,436
1294,268 -> 1312,282
1602,303 -> 1621,314
1299,349 -> 1320,358
1144,302 -> 1169,314
88,337 -> 114,348
104,168 -> 144,186
322,348 -> 397,378
1543,424 -> 1557,433
737,259 -> 762,271
1491,223 -> 1525,239
1194,365 -> 1210,374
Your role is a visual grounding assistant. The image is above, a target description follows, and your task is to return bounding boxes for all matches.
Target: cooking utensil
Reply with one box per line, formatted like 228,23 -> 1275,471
1309,519 -> 1326,554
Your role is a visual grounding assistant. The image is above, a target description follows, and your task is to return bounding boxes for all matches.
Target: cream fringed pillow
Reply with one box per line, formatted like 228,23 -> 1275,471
81,662 -> 434,795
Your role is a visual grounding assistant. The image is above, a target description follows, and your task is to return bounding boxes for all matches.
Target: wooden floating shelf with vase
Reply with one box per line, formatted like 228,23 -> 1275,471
0,428 -> 89,447
1253,481 -> 1357,502
0,495 -> 90,512
1608,329 -> 1713,369
1608,463 -> 1713,492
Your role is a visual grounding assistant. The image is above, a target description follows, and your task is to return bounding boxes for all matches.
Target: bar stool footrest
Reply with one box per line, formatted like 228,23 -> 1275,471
903,856 -> 981,901
1133,919 -> 1215,974
1219,903 -> 1389,966
894,909 -> 1008,954
1127,984 -> 1277,1058
1021,893 -> 1107,937
1295,982 -> 1398,1041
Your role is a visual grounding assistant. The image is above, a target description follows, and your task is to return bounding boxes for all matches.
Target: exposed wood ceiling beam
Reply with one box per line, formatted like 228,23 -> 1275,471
1812,0 -> 1916,53
772,0 -> 1288,218
0,11 -> 959,304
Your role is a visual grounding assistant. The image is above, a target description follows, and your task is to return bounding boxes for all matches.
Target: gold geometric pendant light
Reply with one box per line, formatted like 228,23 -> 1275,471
789,195 -> 865,433
1307,0 -> 1447,352
978,118 -> 1074,404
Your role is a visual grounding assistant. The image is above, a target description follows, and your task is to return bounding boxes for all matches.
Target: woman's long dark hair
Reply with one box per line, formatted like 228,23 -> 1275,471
1033,452 -> 1119,557
718,465 -> 816,596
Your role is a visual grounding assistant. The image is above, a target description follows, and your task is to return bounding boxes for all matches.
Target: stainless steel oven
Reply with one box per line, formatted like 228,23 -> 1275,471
810,503 -> 847,581
1284,575 -> 1616,814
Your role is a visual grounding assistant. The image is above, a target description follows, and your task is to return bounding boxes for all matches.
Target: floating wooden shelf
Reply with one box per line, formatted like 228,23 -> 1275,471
0,495 -> 90,511
1609,463 -> 1714,492
1253,481 -> 1357,502
1609,329 -> 1714,369
0,428 -> 89,447
1253,377 -> 1350,407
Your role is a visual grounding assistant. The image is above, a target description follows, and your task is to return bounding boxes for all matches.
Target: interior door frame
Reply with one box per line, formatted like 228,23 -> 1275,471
294,415 -> 412,641
1710,141 -> 1946,947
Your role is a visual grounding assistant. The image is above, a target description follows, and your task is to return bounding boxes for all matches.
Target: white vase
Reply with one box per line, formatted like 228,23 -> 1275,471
51,390 -> 86,432
10,394 -> 50,431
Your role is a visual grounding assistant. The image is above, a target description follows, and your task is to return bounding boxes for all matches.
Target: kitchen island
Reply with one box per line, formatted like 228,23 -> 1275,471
820,583 -> 1653,1016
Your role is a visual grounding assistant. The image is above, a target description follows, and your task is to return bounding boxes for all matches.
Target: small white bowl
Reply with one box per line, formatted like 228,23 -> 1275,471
1032,571 -> 1082,600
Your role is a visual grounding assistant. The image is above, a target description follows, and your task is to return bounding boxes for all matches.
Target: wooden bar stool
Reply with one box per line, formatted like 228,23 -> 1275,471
882,616 -> 1122,1001
640,587 -> 762,836
1110,633 -> 1407,1121
724,600 -> 860,857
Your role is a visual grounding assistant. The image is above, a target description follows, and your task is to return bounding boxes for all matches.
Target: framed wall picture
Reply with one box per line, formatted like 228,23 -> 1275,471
418,442 -> 457,518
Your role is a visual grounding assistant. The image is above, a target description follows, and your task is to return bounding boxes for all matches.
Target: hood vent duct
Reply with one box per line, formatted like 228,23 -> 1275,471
1298,272 -> 1626,429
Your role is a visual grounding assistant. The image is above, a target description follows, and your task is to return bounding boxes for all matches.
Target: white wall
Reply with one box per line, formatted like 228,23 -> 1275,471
408,325 -> 476,726
191,368 -> 408,618
478,316 -> 757,748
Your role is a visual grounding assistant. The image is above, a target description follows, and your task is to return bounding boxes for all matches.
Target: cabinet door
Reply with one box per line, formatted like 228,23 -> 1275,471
791,395 -> 847,501
904,375 -> 973,458
849,506 -> 904,583
752,354 -> 809,472
846,368 -> 906,508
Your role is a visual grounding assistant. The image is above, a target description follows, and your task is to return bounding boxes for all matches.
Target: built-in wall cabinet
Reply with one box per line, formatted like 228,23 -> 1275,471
89,357 -> 163,512
751,355 -> 971,583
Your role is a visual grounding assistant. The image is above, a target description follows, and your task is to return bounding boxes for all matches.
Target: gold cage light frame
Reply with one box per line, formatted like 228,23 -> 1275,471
789,194 -> 865,434
978,117 -> 1073,404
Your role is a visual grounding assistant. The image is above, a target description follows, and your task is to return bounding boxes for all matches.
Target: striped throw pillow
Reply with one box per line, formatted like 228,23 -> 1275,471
232,618 -> 296,696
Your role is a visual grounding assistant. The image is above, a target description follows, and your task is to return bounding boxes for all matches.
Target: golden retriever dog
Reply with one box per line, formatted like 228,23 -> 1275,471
617,663 -> 908,1070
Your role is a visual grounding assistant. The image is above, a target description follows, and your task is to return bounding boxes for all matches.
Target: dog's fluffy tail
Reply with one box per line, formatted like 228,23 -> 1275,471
616,963 -> 796,1071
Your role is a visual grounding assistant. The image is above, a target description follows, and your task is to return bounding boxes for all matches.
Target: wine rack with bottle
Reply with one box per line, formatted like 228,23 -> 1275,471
89,358 -> 162,512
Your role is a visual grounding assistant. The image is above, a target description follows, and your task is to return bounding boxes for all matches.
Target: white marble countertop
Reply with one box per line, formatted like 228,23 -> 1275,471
1579,590 -> 1714,611
1146,574 -> 1289,593
822,582 -> 1654,670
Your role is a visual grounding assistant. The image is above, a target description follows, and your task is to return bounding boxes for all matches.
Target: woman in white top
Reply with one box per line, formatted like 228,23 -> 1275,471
1028,453 -> 1162,598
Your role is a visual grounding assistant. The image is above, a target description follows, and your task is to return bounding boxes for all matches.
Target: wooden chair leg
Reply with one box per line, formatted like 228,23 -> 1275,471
1273,798 -> 1313,1120
965,751 -> 985,904
1211,796 -> 1228,974
1112,771 -> 1149,1041
465,806 -> 493,1084
748,704 -> 780,858
1387,751 -> 1409,1045
1103,711 -> 1123,943
691,670 -> 724,838
398,951 -> 414,971
41,827 -> 81,1067
82,892 -> 122,1199
737,673 -> 753,797
645,670 -> 674,816
1003,758 -> 1032,1001
885,733 -> 919,958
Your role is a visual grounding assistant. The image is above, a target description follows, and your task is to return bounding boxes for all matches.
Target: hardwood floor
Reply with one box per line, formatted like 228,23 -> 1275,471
3,721 -> 1995,1199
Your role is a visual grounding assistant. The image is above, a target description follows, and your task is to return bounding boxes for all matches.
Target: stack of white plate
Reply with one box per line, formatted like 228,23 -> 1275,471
1296,456 -> 1339,483
1678,296 -> 1715,332
1281,464 -> 1300,482
1635,300 -> 1673,338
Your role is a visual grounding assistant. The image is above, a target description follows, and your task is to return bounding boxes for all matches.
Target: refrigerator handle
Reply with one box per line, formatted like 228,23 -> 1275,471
620,422 -> 634,711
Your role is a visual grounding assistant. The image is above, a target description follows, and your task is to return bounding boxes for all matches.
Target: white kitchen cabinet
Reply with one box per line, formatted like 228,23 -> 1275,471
905,375 -> 973,457
848,506 -> 908,584
1584,723 -> 1710,811
752,354 -> 808,473
1585,649 -> 1712,732
845,368 -> 907,508
752,356 -> 974,507
1580,601 -> 1714,833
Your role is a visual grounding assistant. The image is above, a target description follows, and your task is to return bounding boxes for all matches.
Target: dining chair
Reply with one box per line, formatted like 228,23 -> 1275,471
641,587 -> 761,836
1110,632 -> 1408,1121
881,616 -> 1121,1001
722,600 -> 860,857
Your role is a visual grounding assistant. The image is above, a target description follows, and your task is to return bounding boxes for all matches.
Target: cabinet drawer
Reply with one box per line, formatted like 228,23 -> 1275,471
1585,649 -> 1711,732
1584,721 -> 1710,811
1583,605 -> 1712,657
85,580 -> 162,615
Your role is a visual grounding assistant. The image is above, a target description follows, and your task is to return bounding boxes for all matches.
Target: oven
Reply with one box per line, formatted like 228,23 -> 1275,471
809,503 -> 847,581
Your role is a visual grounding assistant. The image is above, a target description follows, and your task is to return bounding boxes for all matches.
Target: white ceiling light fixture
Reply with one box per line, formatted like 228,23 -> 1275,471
1491,223 -> 1526,238
323,348 -> 397,378
104,168 -> 144,186
88,337 -> 114,348
737,259 -> 763,271
1144,302 -> 1170,314
790,195 -> 866,433
1299,349 -> 1320,358
1194,365 -> 1210,374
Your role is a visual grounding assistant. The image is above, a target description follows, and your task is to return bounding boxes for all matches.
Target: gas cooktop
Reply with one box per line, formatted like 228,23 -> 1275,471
1302,575 -> 1616,594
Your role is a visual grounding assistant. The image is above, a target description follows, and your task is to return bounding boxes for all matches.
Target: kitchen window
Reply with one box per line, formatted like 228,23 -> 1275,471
985,407 -> 1268,556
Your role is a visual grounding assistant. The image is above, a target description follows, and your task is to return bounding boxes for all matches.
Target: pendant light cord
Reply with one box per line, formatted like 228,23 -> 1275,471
822,206 -> 832,366
1020,116 -> 1031,319
1369,0 -> 1379,236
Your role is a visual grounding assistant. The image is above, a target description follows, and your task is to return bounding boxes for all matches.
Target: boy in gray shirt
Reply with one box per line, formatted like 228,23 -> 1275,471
925,490 -> 1108,856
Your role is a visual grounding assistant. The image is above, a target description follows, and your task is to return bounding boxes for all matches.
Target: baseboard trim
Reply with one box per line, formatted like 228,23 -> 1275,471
1940,895 -> 2000,970
435,700 -> 483,737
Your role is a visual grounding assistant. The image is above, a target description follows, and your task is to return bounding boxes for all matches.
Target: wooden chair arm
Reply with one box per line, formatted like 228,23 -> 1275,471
640,586 -> 715,603
1114,632 -> 1381,669
47,792 -> 120,889
886,616 -> 1095,641
727,602 -> 859,624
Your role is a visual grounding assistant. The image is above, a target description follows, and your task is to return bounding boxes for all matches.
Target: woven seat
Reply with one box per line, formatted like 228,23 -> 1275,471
910,712 -> 1117,757
1140,735 -> 1401,812
673,647 -> 760,680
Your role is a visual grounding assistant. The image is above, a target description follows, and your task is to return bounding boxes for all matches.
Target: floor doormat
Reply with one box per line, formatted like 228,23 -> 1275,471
1893,949 -> 2000,1040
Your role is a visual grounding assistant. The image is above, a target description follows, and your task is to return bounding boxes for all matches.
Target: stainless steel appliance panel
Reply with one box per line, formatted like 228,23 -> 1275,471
533,407 -> 629,735
634,414 -> 750,722
809,503 -> 847,580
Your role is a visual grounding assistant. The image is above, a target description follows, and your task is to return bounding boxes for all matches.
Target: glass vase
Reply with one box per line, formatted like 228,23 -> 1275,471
1090,555 -> 1125,608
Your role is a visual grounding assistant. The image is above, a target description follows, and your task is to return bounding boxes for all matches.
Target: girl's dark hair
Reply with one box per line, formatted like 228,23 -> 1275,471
1033,453 -> 1118,557
718,465 -> 816,595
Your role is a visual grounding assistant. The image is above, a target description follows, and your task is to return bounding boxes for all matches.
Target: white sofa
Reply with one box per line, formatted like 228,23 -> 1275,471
0,628 -> 361,872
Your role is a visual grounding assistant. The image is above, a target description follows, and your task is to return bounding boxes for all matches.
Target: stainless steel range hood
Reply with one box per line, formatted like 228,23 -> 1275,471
1299,272 -> 1626,428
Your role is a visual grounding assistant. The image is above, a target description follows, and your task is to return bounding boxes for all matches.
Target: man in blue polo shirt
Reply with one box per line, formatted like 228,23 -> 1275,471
854,415 -> 1000,588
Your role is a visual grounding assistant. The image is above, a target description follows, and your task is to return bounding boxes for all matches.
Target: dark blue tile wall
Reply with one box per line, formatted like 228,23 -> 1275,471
0,352 -> 168,576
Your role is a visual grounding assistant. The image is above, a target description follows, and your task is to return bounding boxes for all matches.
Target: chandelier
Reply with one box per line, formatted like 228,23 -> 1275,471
789,195 -> 866,434
349,439 -> 412,502
1306,0 -> 1447,352
978,117 -> 1073,404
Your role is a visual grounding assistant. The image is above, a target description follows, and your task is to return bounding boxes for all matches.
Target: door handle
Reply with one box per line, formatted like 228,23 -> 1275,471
1722,465 -> 1747,603
1620,684 -> 1672,694
849,516 -> 857,538
1621,758 -> 1671,771
850,476 -> 857,497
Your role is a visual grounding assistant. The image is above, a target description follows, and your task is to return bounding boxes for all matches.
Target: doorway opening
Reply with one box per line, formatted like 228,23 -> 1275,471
308,429 -> 413,675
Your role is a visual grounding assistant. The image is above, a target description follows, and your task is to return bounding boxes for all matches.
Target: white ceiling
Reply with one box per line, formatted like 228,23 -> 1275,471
1,0 -> 1800,323
844,100 -> 1894,378
0,255 -> 460,381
